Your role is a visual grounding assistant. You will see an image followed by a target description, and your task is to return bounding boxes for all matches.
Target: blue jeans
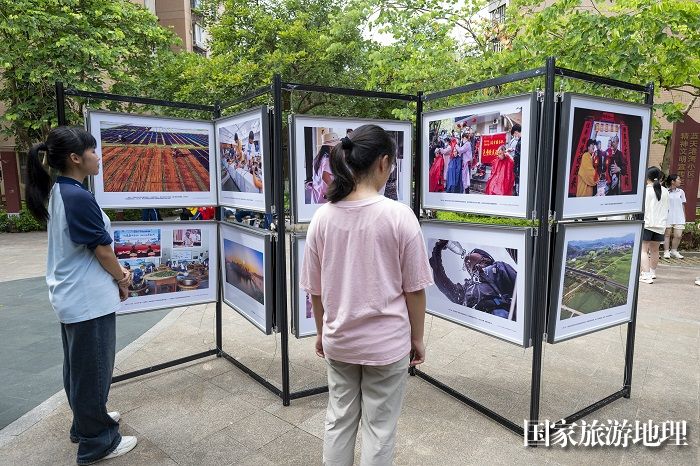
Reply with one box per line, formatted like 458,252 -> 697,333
61,312 -> 121,464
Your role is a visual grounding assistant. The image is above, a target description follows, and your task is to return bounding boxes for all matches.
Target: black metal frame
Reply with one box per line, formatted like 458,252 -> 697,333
56,61 -> 654,436
405,59 -> 654,445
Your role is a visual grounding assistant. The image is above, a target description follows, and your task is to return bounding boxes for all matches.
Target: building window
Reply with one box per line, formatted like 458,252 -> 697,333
191,0 -> 202,10
490,3 -> 506,23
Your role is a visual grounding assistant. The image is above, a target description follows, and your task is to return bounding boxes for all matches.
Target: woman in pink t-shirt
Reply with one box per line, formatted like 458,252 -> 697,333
300,124 -> 433,466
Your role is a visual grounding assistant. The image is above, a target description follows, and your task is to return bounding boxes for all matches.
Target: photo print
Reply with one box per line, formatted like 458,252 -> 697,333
548,221 -> 642,343
422,222 -> 530,346
111,222 -> 217,314
173,229 -> 202,248
215,107 -> 270,211
291,235 -> 316,338
88,110 -> 216,208
290,115 -> 413,222
557,94 -> 651,219
220,222 -> 273,334
114,228 -> 161,259
422,94 -> 536,218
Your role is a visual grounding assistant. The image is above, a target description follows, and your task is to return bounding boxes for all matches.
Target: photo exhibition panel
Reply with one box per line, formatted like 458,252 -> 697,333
89,111 -> 217,208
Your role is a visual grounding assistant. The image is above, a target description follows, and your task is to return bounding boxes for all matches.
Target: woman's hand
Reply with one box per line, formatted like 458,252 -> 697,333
315,334 -> 324,358
117,267 -> 131,287
118,285 -> 129,302
410,339 -> 425,367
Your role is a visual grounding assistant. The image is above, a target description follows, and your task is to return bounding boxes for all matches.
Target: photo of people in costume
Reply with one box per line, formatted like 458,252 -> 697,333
292,235 -> 317,338
422,222 -> 529,346
421,95 -> 534,218
427,109 -> 522,196
558,95 -> 650,219
567,108 -> 643,198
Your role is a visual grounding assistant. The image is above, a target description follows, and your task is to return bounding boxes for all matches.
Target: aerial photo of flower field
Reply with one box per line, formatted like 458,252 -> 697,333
560,233 -> 634,319
100,122 -> 210,192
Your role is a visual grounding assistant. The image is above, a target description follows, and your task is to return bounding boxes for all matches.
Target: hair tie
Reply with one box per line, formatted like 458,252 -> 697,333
341,136 -> 353,150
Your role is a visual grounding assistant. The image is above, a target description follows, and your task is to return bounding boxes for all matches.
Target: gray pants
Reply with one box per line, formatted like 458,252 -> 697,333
323,355 -> 410,466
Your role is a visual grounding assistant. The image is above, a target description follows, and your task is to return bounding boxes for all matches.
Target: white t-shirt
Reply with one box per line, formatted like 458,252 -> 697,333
667,188 -> 686,226
644,184 -> 670,235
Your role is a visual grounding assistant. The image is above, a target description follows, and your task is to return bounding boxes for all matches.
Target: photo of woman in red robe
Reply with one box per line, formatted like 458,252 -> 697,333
484,145 -> 515,195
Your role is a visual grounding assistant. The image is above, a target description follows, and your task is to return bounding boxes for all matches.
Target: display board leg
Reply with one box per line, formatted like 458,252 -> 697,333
55,81 -> 67,126
414,369 -> 524,436
525,56 -> 558,447
112,349 -> 218,384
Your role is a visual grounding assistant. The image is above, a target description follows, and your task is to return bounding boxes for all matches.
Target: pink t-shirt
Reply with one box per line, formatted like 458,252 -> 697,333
299,195 -> 434,365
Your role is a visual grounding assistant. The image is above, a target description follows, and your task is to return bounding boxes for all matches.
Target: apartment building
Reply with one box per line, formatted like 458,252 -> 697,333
0,0 -> 211,211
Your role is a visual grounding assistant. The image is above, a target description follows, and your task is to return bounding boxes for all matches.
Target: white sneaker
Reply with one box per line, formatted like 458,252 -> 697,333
663,251 -> 671,259
639,273 -> 654,284
86,436 -> 137,464
650,269 -> 657,279
670,250 -> 684,259
695,278 -> 700,286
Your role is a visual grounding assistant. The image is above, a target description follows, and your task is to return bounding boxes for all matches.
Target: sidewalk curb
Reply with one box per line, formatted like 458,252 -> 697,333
0,305 -> 193,449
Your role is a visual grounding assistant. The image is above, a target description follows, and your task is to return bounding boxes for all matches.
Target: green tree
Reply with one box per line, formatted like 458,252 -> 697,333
0,0 -> 179,150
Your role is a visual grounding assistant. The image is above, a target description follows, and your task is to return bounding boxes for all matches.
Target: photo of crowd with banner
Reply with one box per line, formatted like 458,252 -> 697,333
290,115 -> 413,222
220,222 -> 273,334
216,107 -> 270,211
89,111 -> 217,208
548,221 -> 642,342
111,222 -> 217,315
557,94 -> 651,219
421,94 -> 536,218
422,222 -> 530,346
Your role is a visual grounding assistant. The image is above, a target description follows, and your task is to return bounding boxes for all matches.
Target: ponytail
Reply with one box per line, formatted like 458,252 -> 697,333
646,166 -> 663,201
326,141 -> 356,202
25,143 -> 52,222
325,124 -> 397,203
24,126 -> 97,223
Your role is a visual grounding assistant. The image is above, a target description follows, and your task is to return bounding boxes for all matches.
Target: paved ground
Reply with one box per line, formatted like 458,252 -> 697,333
0,233 -> 170,428
0,232 -> 698,465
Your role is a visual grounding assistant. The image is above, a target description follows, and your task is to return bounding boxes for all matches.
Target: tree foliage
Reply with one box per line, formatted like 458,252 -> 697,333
0,0 -> 178,150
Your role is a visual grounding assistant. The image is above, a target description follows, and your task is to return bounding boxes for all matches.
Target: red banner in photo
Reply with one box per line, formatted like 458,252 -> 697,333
480,133 -> 507,165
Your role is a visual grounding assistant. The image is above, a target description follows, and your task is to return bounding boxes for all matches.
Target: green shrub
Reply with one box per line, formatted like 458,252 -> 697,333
434,211 -> 536,227
681,222 -> 700,251
0,204 -> 45,232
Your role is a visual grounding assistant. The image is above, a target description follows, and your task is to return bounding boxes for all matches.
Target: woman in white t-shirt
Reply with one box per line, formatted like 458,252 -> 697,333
640,167 -> 669,284
663,174 -> 686,259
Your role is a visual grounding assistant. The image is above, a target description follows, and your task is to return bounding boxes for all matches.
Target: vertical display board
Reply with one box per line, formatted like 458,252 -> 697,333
555,94 -> 651,219
421,94 -> 538,218
547,221 -> 642,343
422,221 -> 532,347
289,115 -> 413,223
111,221 -> 218,314
289,233 -> 316,338
215,107 -> 272,212
88,111 -> 217,208
219,221 -> 274,334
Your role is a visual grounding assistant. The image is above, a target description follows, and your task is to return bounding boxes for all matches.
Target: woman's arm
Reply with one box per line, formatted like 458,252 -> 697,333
311,294 -> 325,358
405,289 -> 426,366
94,244 -> 130,285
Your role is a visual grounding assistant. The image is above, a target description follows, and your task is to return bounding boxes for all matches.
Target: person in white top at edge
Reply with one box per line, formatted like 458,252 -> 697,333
24,127 -> 137,464
640,166 -> 669,284
662,174 -> 686,259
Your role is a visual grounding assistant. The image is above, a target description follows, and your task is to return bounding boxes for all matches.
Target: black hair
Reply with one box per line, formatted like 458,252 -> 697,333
586,138 -> 597,150
664,173 -> 679,188
313,145 -> 332,177
646,166 -> 664,201
248,130 -> 254,140
326,124 -> 396,203
25,126 -> 96,222
234,133 -> 239,141
510,123 -> 521,135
